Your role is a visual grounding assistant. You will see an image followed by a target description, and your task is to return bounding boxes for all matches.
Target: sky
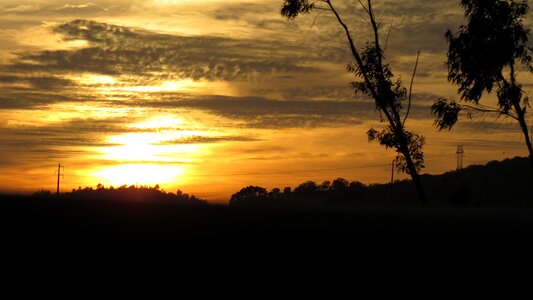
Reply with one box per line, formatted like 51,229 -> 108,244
0,0 -> 532,202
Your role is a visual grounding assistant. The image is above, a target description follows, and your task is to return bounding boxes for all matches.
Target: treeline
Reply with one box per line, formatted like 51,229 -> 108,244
229,179 -> 368,208
229,157 -> 533,208
30,184 -> 207,205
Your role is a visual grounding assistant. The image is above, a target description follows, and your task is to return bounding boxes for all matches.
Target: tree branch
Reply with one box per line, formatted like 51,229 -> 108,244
325,0 -> 397,132
403,51 -> 420,126
382,15 -> 395,53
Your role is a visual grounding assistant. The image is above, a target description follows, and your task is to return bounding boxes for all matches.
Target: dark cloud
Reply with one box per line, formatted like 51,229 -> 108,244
0,75 -> 73,89
258,85 -> 358,101
0,91 -> 89,109
457,119 -> 524,133
128,94 -> 431,128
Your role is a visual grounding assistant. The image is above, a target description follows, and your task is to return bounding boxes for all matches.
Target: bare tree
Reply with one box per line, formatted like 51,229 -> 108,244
432,0 -> 533,171
281,0 -> 428,203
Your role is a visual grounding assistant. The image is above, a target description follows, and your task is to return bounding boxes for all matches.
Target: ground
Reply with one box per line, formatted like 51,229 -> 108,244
2,196 -> 533,265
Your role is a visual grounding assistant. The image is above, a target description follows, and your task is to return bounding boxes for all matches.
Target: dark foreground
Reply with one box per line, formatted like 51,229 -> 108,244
2,196 -> 533,265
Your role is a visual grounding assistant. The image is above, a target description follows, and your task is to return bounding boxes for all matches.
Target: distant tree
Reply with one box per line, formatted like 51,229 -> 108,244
331,178 -> 349,191
294,181 -> 318,193
318,180 -> 331,191
269,188 -> 282,200
432,0 -> 533,170
281,0 -> 428,203
283,186 -> 292,194
347,181 -> 365,198
229,186 -> 269,206
64,184 -> 206,204
32,189 -> 53,199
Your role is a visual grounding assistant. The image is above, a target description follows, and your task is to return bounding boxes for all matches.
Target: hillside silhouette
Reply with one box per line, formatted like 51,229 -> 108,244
229,156 -> 533,208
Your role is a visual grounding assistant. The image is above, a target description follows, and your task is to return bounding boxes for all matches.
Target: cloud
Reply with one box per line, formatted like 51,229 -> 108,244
5,19 -> 320,81
0,117 -> 135,148
159,135 -> 260,145
128,94 -> 412,128
3,4 -> 42,13
1,1 -> 124,16
0,8 -> 467,126
0,14 -> 438,128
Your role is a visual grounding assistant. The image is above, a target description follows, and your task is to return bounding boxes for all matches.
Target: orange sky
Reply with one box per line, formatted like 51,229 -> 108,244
0,1 -> 531,202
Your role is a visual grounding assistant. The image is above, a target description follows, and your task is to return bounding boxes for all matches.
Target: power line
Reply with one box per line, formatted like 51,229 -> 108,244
215,163 -> 391,177
214,157 -> 449,177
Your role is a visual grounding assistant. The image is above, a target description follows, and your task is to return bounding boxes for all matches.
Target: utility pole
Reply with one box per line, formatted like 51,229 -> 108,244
390,159 -> 395,184
456,145 -> 464,170
389,159 -> 394,201
56,163 -> 64,196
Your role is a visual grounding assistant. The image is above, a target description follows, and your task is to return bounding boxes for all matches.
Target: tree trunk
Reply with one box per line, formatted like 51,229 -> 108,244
514,103 -> 533,171
509,63 -> 533,172
400,146 -> 429,204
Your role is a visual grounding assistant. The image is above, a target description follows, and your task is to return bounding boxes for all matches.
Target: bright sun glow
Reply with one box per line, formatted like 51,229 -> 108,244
118,80 -> 202,93
102,132 -> 201,163
73,74 -> 116,85
129,115 -> 185,129
97,115 -> 208,187
100,114 -> 209,166
95,164 -> 184,187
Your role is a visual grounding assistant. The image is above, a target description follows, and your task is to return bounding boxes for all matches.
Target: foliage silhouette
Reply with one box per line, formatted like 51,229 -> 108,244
230,178 -> 367,208
432,0 -> 533,171
229,186 -> 269,206
280,0 -> 428,203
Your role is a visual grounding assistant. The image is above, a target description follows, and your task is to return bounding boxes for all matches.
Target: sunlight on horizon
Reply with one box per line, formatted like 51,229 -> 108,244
94,115 -> 211,187
94,163 -> 185,187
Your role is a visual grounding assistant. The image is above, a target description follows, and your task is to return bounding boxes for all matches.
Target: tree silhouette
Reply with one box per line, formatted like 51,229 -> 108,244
294,180 -> 318,193
331,178 -> 349,191
229,186 -> 269,206
432,0 -> 533,171
280,0 -> 428,203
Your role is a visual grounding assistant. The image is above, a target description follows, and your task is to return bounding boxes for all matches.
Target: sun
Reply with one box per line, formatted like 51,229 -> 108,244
95,164 -> 184,187
92,115 -> 210,187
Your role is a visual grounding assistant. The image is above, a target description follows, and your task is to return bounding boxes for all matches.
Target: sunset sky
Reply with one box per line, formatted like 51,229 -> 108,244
0,0 -> 531,202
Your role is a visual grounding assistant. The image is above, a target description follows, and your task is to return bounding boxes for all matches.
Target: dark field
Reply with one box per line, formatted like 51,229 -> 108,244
2,195 -> 533,265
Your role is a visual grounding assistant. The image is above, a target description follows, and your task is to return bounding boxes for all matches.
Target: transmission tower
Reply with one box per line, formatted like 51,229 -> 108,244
456,145 -> 464,170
